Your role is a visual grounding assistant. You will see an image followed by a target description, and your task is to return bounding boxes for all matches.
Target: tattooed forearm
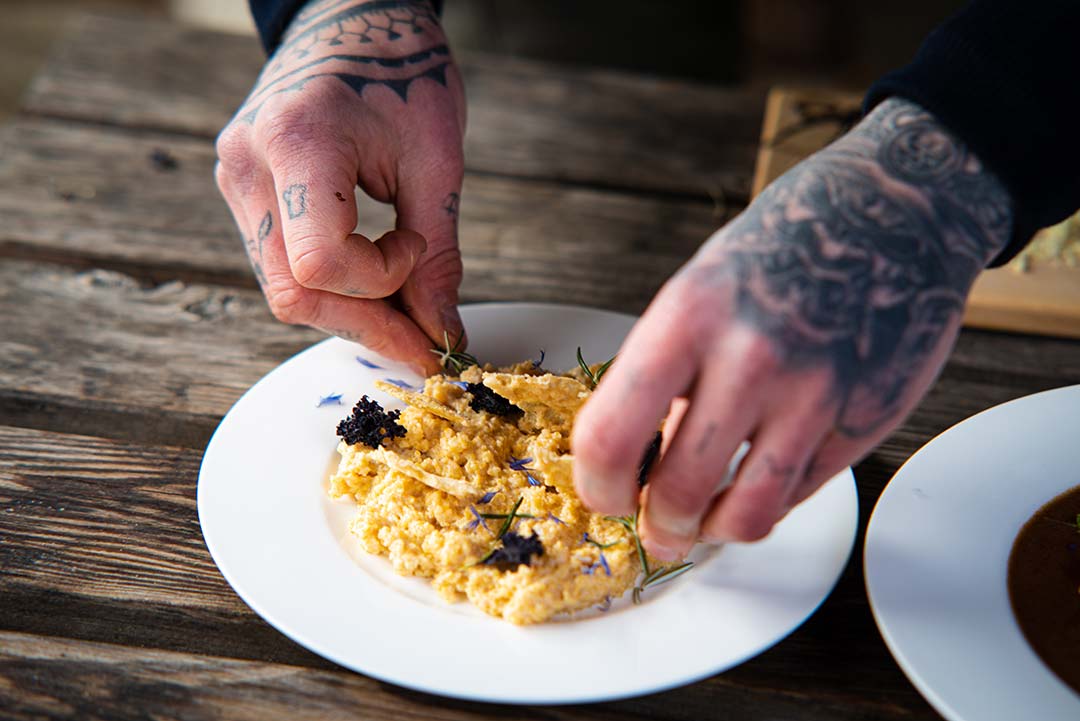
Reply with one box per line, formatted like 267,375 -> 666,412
695,97 -> 1012,437
282,184 -> 309,219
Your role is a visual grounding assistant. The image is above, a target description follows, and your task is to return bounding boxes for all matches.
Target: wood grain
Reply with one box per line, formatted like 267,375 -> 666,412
0,259 -> 322,446
0,424 -> 942,719
0,117 -> 732,314
0,628 -> 943,721
0,425 -> 333,668
22,14 -> 762,202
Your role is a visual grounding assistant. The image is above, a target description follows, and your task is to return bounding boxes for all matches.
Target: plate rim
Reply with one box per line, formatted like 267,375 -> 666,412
198,301 -> 860,704
863,383 -> 1080,720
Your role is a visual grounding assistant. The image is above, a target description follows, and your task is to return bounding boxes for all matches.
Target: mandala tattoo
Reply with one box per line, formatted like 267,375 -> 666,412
238,0 -> 446,122
696,98 -> 1013,438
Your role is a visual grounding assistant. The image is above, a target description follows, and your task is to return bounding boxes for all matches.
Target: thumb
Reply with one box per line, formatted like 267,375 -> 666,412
394,179 -> 465,348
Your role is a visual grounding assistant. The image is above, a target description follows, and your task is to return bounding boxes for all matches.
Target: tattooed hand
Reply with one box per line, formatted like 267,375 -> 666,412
215,0 -> 465,373
572,98 -> 1013,560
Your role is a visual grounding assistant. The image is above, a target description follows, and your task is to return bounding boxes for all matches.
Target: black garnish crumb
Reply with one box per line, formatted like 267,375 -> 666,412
149,148 -> 179,171
544,484 -> 559,494
482,531 -> 544,570
637,431 -> 663,487
336,396 -> 407,448
466,382 -> 523,418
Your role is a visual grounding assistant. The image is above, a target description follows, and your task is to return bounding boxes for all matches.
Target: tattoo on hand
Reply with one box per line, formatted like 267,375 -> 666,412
283,184 -> 309,219
694,98 -> 1012,438
244,234 -> 268,286
257,210 -> 273,241
443,191 -> 459,218
237,1 -> 447,122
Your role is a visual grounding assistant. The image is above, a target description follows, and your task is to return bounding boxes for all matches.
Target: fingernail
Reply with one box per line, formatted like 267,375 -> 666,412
643,537 -> 682,563
440,304 -> 463,337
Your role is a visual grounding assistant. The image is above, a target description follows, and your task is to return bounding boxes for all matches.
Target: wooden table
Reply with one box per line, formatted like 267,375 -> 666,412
2,13 -> 1078,720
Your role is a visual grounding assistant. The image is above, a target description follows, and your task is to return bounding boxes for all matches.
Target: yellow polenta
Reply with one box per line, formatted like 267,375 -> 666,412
328,361 -> 649,624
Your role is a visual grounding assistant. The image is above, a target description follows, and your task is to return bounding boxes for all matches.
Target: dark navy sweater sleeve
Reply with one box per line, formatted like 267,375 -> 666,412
248,0 -> 443,56
249,0 -> 307,54
865,0 -> 1080,266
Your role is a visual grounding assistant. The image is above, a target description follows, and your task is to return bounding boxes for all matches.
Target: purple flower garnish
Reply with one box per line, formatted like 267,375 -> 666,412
582,553 -> 612,577
466,505 -> 490,533
477,491 -> 497,504
508,456 -> 533,471
508,456 -> 542,486
532,349 -> 545,369
383,378 -> 417,391
449,380 -> 470,390
545,512 -> 565,525
355,356 -> 383,369
596,595 -> 612,613
316,393 -> 343,407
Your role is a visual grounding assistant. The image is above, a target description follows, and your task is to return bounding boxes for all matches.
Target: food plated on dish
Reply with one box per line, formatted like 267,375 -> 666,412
327,349 -> 690,624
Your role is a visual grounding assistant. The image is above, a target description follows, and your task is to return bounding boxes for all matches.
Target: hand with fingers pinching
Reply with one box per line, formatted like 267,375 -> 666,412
215,0 -> 465,374
572,97 -> 1015,561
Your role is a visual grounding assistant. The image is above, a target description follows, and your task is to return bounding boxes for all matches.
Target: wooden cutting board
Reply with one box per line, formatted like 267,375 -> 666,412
752,87 -> 1080,339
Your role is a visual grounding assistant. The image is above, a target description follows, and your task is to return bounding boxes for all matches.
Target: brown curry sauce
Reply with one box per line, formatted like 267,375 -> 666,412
1007,485 -> 1080,695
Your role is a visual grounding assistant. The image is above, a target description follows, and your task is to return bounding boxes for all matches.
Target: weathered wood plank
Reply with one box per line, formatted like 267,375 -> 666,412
0,260 -> 321,446
22,13 -> 762,201
0,425 -> 939,719
0,117 -> 731,313
0,629 -> 942,721
0,425 -> 340,668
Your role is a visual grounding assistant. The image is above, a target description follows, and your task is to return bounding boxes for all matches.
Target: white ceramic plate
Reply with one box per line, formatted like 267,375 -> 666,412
198,302 -> 858,704
865,384 -> 1080,721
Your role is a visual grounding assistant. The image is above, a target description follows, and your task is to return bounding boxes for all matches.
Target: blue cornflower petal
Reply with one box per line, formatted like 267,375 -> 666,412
526,472 -> 541,487
596,595 -> 612,612
532,349 -> 545,368
449,380 -> 470,389
599,553 -> 611,576
508,456 -> 534,471
384,378 -> 417,391
316,393 -> 343,407
466,506 -> 490,533
477,491 -> 497,504
355,356 -> 383,369
546,512 -> 565,525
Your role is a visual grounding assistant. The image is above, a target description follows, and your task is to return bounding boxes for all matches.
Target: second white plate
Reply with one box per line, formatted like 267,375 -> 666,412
865,384 -> 1080,720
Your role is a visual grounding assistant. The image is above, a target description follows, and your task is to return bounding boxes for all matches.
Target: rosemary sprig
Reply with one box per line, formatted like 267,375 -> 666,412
493,496 -> 525,540
469,496 -> 527,567
605,511 -> 650,579
431,330 -> 478,374
583,532 -> 621,550
605,511 -> 693,604
576,347 -> 615,388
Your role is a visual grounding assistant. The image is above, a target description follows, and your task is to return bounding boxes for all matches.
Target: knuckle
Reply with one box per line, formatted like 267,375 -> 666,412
259,107 -> 338,164
728,332 -> 782,385
215,124 -> 251,167
653,478 -> 710,519
266,284 -> 316,325
723,506 -> 777,542
289,242 -> 340,290
416,246 -> 463,286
